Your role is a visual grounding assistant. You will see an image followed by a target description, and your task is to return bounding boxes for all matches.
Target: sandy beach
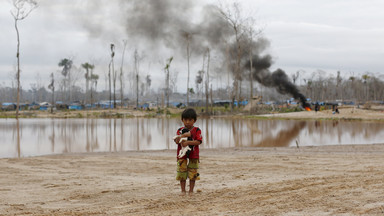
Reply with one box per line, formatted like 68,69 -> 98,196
1,144 -> 384,215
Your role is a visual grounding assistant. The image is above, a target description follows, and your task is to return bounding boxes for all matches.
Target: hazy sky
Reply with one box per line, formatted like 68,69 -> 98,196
1,0 -> 384,94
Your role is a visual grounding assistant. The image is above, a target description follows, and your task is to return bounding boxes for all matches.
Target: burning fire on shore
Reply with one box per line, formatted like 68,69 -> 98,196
305,106 -> 311,111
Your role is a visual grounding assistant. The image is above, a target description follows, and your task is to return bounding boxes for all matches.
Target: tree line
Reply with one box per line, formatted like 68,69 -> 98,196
7,0 -> 384,119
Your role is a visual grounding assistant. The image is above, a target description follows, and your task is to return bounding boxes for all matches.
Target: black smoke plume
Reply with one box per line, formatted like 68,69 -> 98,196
80,0 -> 232,56
246,54 -> 310,108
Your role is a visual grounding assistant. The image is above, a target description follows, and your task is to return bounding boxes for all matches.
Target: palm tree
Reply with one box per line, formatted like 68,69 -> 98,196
82,62 -> 95,105
58,58 -> 73,103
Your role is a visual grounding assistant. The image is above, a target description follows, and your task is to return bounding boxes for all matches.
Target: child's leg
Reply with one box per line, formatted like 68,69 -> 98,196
187,159 -> 200,193
180,180 -> 187,193
189,180 -> 195,193
176,159 -> 188,193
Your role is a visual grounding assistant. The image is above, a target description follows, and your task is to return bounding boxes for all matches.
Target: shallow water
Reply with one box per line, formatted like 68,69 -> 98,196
1,118 -> 383,158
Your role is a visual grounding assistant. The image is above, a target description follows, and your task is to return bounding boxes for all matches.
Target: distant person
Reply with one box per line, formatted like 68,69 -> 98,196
315,103 -> 320,112
173,108 -> 202,194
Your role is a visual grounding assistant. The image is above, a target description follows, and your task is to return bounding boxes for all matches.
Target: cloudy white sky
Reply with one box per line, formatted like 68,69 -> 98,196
1,0 -> 384,94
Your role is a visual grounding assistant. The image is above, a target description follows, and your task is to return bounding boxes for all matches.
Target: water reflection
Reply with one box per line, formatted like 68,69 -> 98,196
1,118 -> 384,158
254,121 -> 306,147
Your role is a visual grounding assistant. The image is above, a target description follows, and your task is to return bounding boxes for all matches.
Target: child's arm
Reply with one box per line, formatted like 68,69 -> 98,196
173,132 -> 191,144
179,132 -> 191,138
180,139 -> 201,147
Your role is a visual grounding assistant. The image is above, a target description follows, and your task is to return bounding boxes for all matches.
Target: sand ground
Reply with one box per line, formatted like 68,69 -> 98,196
259,106 -> 384,121
1,144 -> 384,216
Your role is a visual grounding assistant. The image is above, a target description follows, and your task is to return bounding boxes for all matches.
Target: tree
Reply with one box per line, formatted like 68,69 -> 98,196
246,17 -> 263,111
181,31 -> 193,106
119,40 -> 128,108
11,0 -> 37,118
217,2 -> 247,110
110,44 -> 116,108
58,58 -> 73,103
362,73 -> 371,102
82,62 -> 94,105
133,49 -> 144,108
349,75 -> 356,102
164,57 -> 173,108
205,48 -> 211,114
336,71 -> 342,100
48,72 -> 55,113
90,73 -> 99,106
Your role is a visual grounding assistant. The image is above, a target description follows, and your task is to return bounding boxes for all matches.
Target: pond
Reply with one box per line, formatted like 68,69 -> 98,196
1,118 -> 383,158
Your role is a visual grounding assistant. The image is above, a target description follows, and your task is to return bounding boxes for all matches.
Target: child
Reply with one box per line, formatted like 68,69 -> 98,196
174,108 -> 202,194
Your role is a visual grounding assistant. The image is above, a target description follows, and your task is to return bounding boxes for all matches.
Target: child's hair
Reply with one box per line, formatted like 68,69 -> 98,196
181,108 -> 197,121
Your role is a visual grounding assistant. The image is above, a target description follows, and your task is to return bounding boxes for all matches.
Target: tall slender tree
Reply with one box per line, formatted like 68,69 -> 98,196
110,44 -> 116,108
164,57 -> 173,108
182,32 -> 193,106
217,2 -> 246,110
47,72 -> 54,113
11,0 -> 37,118
82,62 -> 94,105
120,40 -> 127,108
134,49 -> 140,108
58,58 -> 73,103
90,70 -> 98,107
205,48 -> 210,114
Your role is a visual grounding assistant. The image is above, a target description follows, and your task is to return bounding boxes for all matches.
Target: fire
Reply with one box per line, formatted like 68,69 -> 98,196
305,106 -> 311,111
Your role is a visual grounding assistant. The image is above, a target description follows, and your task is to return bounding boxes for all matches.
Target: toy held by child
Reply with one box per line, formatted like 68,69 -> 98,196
173,128 -> 193,158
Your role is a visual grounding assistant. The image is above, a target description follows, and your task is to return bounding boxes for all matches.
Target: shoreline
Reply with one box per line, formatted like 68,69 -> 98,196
1,106 -> 384,121
1,144 -> 384,215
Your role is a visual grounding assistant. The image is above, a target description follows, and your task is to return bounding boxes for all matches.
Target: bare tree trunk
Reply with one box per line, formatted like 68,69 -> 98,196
90,69 -> 93,107
134,49 -> 140,108
120,40 -> 127,108
15,18 -> 21,118
163,57 -> 173,108
109,44 -> 115,109
111,46 -> 116,109
68,70 -> 72,103
166,69 -> 169,108
49,72 -> 55,113
12,0 -> 37,118
205,48 -> 210,114
108,62 -> 112,109
235,31 -> 242,107
249,32 -> 254,113
136,74 -> 139,108
52,85 -> 54,113
186,37 -> 191,106
85,68 -> 89,105
210,84 -> 213,114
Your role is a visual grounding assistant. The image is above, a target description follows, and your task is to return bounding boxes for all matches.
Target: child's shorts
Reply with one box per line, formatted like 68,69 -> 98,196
176,158 -> 200,181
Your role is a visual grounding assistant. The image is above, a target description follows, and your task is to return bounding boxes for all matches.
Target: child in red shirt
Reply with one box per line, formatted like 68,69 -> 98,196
174,108 -> 202,194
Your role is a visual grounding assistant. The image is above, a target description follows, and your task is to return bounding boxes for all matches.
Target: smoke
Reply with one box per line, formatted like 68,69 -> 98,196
246,54 -> 309,107
77,0 -> 309,105
122,0 -> 193,48
78,0 -> 232,56
124,0 -> 232,54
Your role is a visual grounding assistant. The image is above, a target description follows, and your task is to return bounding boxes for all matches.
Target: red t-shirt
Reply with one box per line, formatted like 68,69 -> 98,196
176,126 -> 202,159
